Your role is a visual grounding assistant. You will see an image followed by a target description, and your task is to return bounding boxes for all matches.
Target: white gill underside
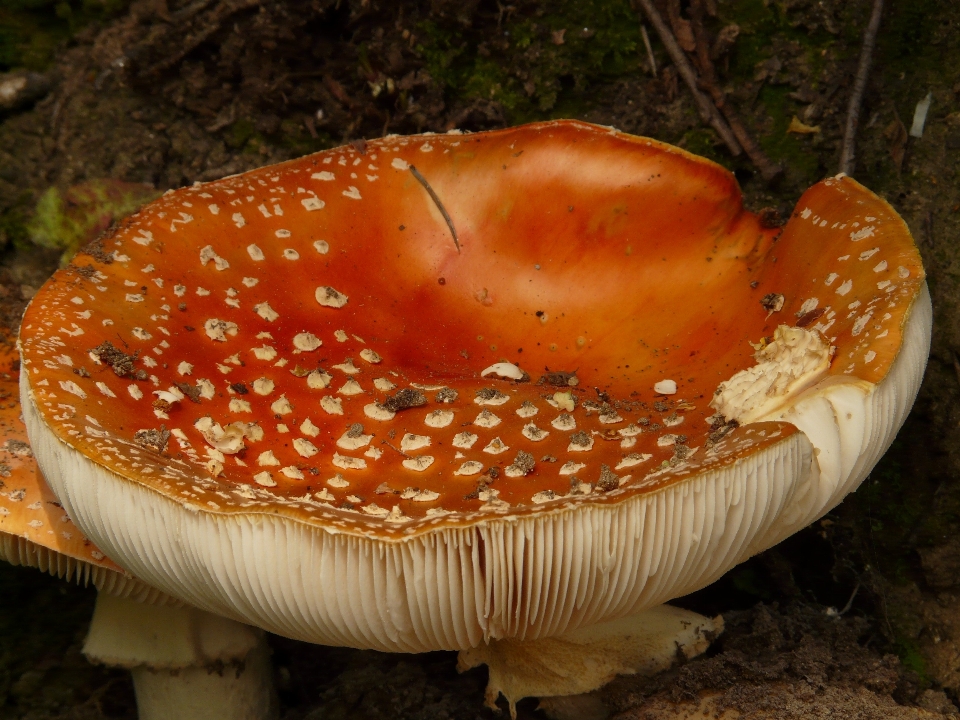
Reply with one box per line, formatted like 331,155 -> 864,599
21,284 -> 931,653
0,534 -> 172,605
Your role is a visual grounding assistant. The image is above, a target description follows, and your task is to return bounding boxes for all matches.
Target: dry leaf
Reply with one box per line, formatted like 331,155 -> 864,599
884,114 -> 908,172
673,18 -> 696,52
787,116 -> 821,134
667,0 -> 697,52
711,23 -> 740,60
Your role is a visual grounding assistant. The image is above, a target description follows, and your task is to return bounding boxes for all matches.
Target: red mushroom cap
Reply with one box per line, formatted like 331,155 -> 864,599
17,121 -> 927,650
19,122 -> 924,534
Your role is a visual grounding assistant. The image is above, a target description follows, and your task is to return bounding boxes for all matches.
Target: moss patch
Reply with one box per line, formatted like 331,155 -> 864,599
0,0 -> 131,71
27,180 -> 162,264
417,0 -> 644,123
755,84 -> 823,184
0,197 -> 32,253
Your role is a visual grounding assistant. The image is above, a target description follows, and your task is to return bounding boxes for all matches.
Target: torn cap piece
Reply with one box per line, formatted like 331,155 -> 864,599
19,121 -> 929,654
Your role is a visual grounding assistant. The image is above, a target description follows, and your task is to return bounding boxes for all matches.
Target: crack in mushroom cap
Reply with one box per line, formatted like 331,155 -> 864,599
17,121 -> 929,651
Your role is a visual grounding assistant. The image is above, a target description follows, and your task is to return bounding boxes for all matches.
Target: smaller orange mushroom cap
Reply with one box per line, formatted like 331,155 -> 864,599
0,337 -> 124,575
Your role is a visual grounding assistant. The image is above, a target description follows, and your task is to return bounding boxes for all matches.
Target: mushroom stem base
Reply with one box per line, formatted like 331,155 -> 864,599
130,641 -> 275,720
457,604 -> 722,720
83,592 -> 278,720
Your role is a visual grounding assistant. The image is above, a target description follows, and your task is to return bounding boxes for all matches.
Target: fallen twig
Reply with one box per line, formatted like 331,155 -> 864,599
838,581 -> 861,616
839,0 -> 884,176
409,165 -> 460,253
381,439 -> 411,459
689,0 -> 783,184
635,0 -> 742,157
640,24 -> 657,76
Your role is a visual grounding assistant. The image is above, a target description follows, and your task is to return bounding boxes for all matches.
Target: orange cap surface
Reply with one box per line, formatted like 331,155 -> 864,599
17,121 -> 924,540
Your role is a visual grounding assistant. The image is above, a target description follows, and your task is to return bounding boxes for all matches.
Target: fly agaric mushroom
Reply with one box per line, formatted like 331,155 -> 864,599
18,121 -> 929,713
0,338 -> 276,720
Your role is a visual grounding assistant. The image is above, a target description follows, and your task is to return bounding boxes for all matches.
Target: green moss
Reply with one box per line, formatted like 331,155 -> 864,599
895,636 -> 930,683
753,85 -> 821,183
680,128 -> 725,163
414,20 -> 470,89
416,0 -> 643,123
729,565 -> 774,601
877,0 -> 948,77
414,20 -> 524,114
721,0 -> 793,79
464,59 -> 526,111
0,0 -> 131,71
224,118 -> 262,153
26,180 -> 162,264
0,197 -> 32,253
841,433 -> 940,586
874,0 -> 960,136
277,118 -> 336,156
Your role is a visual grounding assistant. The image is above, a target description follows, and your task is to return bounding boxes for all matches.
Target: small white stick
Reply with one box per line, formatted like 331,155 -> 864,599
909,92 -> 932,138
641,24 -> 657,76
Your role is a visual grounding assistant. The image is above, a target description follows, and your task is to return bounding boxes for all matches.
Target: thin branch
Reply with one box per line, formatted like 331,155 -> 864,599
640,24 -> 657,76
380,439 -> 410,459
839,581 -> 861,616
635,0 -> 743,157
409,165 -> 460,253
839,0 -> 884,176
689,0 -> 783,184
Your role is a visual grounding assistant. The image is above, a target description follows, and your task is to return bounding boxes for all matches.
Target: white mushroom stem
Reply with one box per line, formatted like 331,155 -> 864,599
457,604 -> 722,720
83,592 -> 278,720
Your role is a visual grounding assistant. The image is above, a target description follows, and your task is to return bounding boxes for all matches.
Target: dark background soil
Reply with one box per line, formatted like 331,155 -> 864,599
1,0 -> 959,717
